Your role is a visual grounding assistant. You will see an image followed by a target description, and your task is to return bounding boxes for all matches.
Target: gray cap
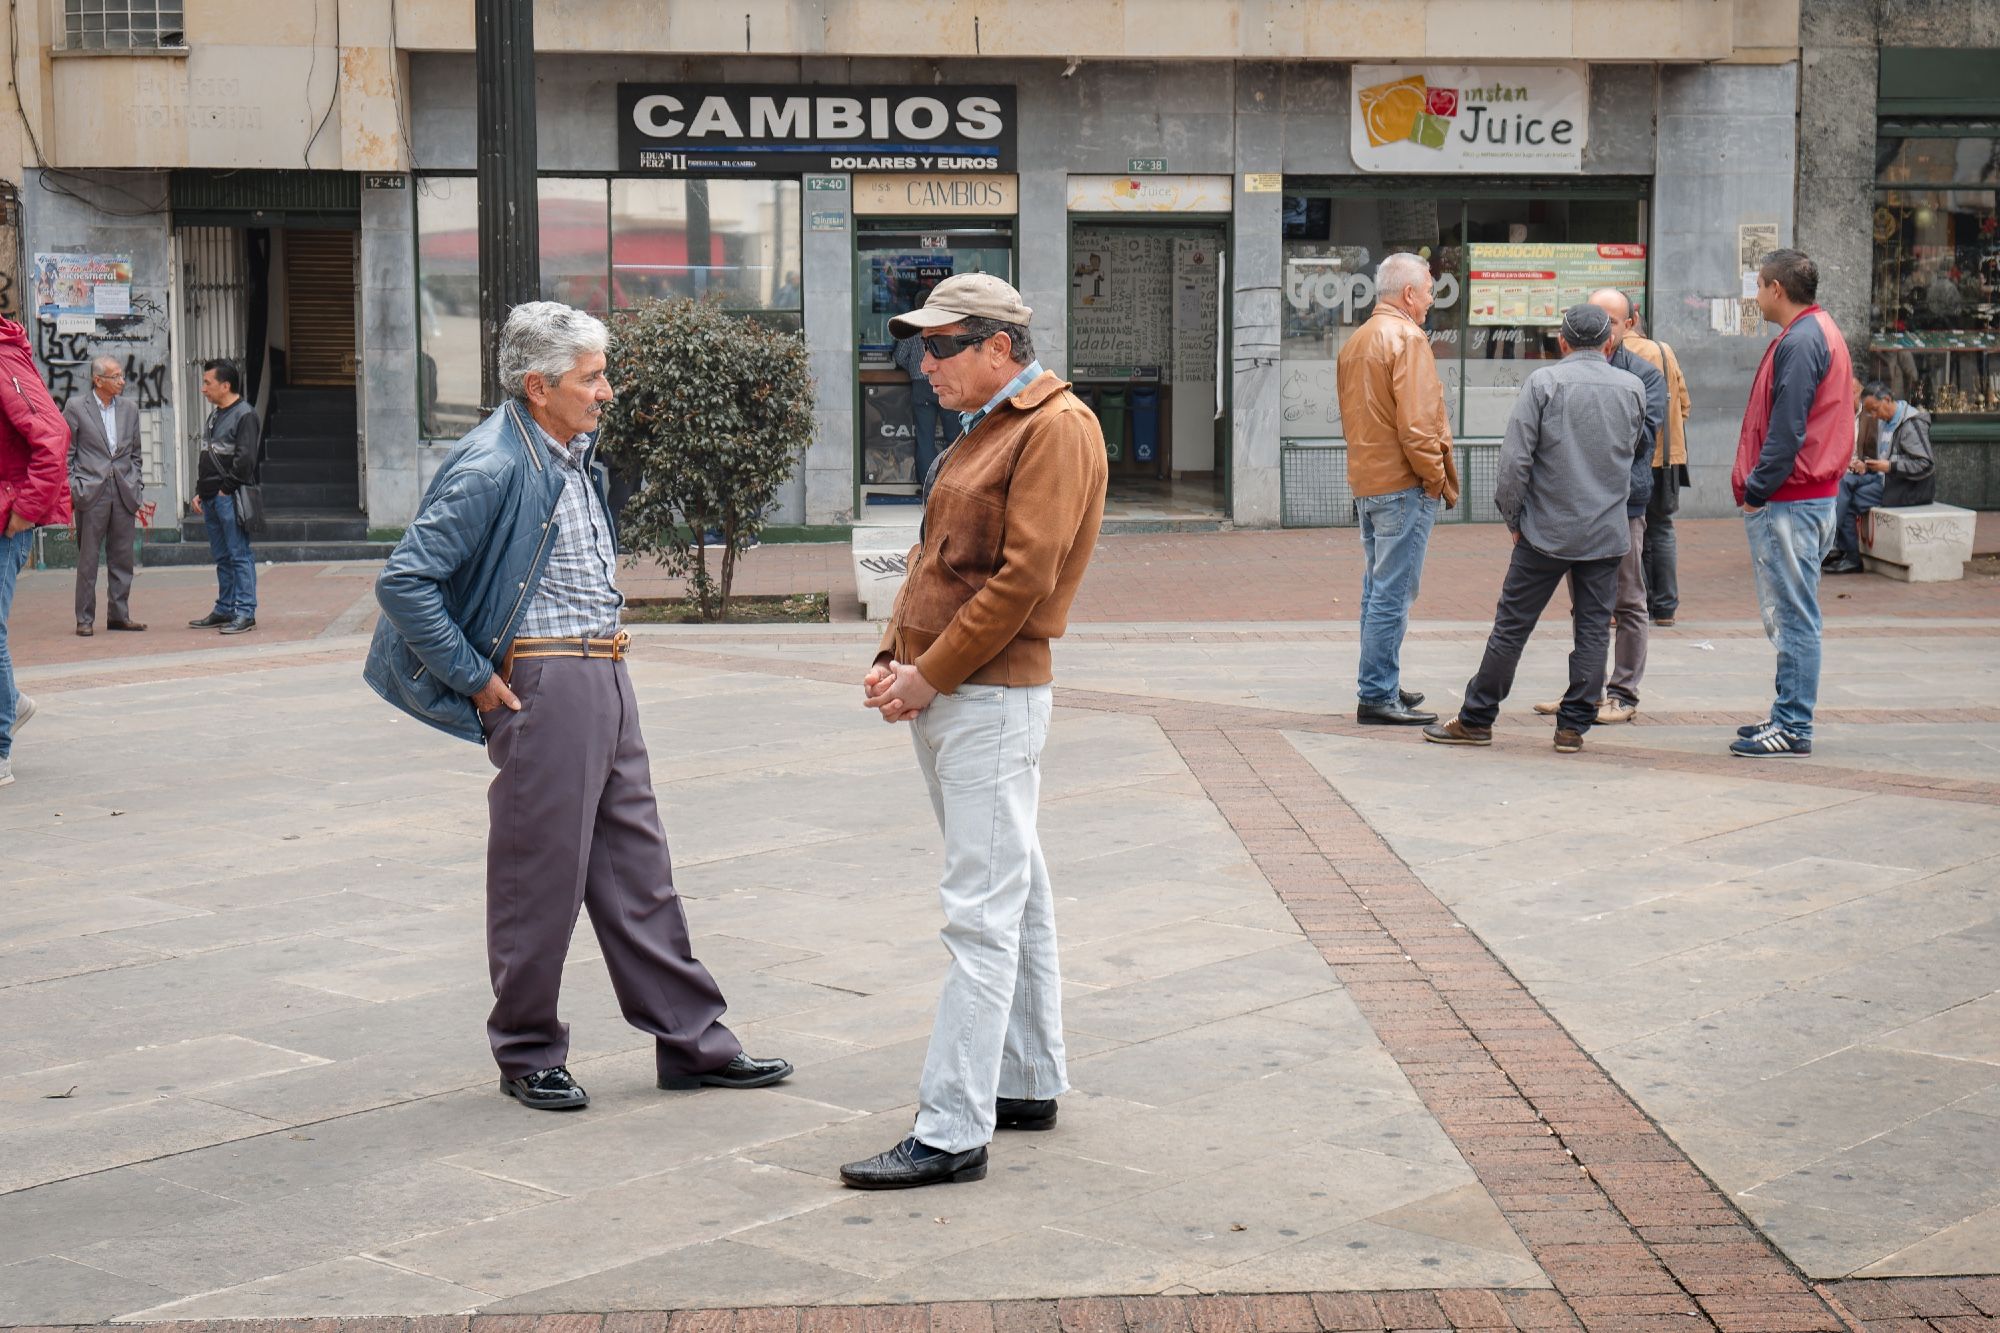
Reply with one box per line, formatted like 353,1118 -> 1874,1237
888,273 -> 1034,338
1559,303 -> 1613,348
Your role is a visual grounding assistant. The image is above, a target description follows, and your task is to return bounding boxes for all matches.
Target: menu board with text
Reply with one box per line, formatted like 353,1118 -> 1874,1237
1466,243 -> 1646,327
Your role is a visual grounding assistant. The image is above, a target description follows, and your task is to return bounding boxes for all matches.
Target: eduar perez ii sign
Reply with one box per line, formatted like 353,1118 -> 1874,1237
1351,66 -> 1587,173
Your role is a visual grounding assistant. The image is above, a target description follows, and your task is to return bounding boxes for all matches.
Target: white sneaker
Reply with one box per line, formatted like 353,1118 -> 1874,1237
0,755 -> 11,787
14,694 -> 35,732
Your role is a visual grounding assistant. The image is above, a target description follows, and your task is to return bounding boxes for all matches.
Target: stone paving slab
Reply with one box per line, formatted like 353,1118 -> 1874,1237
2,650 -> 1527,1323
4,610 -> 1998,1325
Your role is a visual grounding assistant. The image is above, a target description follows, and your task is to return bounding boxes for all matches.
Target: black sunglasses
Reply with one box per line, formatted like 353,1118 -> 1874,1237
921,331 -> 992,361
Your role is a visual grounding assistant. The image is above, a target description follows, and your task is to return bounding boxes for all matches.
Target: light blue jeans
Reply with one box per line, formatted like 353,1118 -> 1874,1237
1356,485 -> 1439,705
910,682 -> 1067,1153
1745,499 -> 1836,738
0,527 -> 31,758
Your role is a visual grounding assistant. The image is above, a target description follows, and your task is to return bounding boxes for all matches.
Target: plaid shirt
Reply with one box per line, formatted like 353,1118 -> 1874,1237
516,421 -> 624,639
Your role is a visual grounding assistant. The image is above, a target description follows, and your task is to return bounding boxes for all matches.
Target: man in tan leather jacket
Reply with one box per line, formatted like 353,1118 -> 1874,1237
845,274 -> 1107,1191
1336,252 -> 1460,726
1623,318 -> 1693,625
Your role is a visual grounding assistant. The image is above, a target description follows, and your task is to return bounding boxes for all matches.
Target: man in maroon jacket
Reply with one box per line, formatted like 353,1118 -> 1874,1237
1729,249 -> 1852,758
0,314 -> 73,785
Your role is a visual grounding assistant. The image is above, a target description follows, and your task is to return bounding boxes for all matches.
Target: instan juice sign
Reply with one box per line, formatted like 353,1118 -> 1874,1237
1351,65 -> 1588,173
618,84 -> 1016,175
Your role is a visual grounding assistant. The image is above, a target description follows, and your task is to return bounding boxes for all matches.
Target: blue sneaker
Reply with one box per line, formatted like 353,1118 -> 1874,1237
1730,725 -> 1811,757
1736,719 -> 1772,738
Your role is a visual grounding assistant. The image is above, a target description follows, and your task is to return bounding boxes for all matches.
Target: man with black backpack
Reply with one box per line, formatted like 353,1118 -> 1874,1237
188,359 -> 259,635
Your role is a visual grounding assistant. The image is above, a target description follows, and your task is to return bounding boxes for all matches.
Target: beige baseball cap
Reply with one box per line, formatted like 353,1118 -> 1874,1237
888,273 -> 1034,338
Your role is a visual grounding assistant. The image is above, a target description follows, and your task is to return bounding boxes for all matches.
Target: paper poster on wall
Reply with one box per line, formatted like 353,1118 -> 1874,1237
34,253 -> 135,328
1466,243 -> 1646,327
1352,65 -> 1587,173
1070,228 -> 1177,371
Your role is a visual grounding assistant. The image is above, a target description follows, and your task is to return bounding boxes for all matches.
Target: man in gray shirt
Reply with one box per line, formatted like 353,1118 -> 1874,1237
1425,304 -> 1645,753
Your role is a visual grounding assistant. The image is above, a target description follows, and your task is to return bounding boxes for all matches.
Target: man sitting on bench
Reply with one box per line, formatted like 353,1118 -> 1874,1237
1825,380 -> 1935,575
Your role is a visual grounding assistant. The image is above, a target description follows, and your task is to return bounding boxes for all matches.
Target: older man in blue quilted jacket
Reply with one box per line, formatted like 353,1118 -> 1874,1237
365,301 -> 789,1112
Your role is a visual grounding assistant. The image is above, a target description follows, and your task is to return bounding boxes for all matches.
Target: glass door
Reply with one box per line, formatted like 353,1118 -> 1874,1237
855,224 -> 1014,509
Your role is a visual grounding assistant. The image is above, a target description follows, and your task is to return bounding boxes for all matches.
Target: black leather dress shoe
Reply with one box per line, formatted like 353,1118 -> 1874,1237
1824,555 -> 1864,575
501,1065 -> 589,1110
220,617 -> 257,635
1399,688 -> 1425,708
840,1137 -> 988,1189
658,1052 -> 793,1090
1357,701 -> 1438,726
996,1097 -> 1058,1130
188,611 -> 231,628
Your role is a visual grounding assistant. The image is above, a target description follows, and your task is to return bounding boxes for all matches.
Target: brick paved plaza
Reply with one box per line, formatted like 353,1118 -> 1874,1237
3,523 -> 1998,1332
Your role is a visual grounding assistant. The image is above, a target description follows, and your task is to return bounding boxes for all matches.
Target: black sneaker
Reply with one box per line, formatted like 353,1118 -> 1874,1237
1730,725 -> 1812,757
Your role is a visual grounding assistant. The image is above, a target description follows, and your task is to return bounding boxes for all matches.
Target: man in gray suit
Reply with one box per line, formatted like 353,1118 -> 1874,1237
63,357 -> 146,635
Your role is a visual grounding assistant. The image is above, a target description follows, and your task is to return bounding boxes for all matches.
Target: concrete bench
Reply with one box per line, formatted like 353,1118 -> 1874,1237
1861,502 -> 1975,583
852,516 -> 922,620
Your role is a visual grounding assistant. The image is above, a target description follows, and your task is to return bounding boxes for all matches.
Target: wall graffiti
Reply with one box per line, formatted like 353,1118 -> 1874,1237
33,318 -> 169,409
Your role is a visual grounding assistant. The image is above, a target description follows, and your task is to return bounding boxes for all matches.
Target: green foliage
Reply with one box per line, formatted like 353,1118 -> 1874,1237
596,299 -> 816,621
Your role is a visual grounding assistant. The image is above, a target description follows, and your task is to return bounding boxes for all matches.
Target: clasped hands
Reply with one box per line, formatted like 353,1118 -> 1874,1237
862,657 -> 938,724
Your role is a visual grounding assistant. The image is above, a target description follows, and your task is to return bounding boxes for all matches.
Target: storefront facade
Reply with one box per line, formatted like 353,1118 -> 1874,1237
383,53 -> 1795,530
2,0 -> 1823,538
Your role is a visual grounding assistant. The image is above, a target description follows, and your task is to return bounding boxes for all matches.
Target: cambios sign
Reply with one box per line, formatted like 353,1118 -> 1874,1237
618,85 -> 1017,175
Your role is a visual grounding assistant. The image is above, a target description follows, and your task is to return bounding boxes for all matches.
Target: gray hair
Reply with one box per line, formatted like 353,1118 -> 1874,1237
498,301 -> 609,399
91,355 -> 122,379
1375,252 -> 1433,304
961,315 -> 1036,366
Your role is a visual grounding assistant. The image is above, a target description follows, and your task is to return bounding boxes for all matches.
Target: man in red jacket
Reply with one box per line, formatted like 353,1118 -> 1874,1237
1729,249 -> 1852,758
0,315 -> 73,785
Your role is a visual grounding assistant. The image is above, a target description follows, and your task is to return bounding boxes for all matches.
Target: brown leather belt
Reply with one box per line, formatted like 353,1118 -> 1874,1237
502,631 -> 630,681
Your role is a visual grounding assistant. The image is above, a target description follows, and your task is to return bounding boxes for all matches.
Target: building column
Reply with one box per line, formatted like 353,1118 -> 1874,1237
361,181 -> 421,527
1017,166 -> 1067,380
1795,0 -> 1879,363
1230,62 -> 1283,529
799,175 -> 854,526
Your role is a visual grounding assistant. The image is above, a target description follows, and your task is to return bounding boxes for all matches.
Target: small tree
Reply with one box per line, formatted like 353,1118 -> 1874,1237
597,299 -> 816,622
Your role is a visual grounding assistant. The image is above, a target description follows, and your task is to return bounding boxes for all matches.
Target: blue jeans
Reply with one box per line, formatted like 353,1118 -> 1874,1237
1745,499 -> 1835,739
202,492 -> 257,618
0,527 -> 31,757
1356,485 -> 1439,705
1833,472 -> 1883,555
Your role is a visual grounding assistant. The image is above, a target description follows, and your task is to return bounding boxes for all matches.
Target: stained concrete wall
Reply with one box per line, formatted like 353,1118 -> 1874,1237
1652,63 -> 1799,515
18,172 -> 179,507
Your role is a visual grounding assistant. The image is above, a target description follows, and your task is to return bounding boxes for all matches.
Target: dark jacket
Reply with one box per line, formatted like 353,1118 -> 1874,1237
1733,305 -> 1854,507
0,317 -> 72,531
197,399 -> 260,499
1608,345 -> 1666,518
1880,407 -> 1937,509
364,400 -> 608,744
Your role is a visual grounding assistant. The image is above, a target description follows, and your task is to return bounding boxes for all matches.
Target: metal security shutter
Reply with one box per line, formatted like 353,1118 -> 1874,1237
285,230 -> 357,386
173,226 -> 249,499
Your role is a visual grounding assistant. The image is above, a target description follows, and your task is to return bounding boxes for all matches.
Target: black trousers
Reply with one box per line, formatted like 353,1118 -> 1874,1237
1461,539 -> 1621,734
1643,466 -> 1681,619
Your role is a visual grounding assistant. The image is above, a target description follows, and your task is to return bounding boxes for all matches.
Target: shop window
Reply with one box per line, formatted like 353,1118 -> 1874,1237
611,179 -> 803,315
1871,134 -> 2000,416
415,176 -> 803,439
1278,188 -> 1644,526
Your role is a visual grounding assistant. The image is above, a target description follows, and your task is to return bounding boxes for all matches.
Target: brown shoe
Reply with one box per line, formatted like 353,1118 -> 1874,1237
1554,729 -> 1584,753
1595,700 -> 1637,724
1423,718 -> 1493,746
107,619 -> 147,631
75,625 -> 93,637
1536,698 -> 1604,716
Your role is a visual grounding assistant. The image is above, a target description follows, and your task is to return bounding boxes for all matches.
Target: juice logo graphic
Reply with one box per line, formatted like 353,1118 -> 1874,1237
1358,74 -> 1459,150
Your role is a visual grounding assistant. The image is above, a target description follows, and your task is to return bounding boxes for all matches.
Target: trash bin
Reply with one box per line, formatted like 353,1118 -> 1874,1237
1097,387 -> 1128,462
1131,387 -> 1161,464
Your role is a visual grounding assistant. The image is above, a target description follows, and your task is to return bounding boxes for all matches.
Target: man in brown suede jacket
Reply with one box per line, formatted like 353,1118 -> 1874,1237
842,273 -> 1107,1191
